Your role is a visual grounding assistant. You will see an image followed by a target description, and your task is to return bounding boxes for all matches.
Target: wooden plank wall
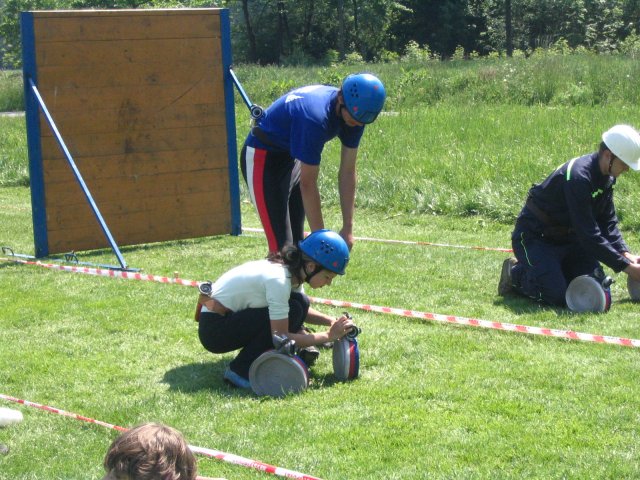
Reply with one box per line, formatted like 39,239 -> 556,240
32,9 -> 231,253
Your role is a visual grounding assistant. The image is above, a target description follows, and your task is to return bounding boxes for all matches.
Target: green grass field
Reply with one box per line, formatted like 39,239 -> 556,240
2,57 -> 640,479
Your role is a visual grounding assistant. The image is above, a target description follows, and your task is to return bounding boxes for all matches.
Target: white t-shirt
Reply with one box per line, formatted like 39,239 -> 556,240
206,259 -> 302,320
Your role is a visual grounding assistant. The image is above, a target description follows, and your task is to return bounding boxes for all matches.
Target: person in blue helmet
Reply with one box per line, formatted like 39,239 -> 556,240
196,229 -> 356,389
499,124 -> 640,306
241,72 -> 386,254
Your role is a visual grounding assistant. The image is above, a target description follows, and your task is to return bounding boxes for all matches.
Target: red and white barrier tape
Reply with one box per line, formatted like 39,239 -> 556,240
0,393 -> 322,480
0,257 -> 200,287
309,297 -> 640,348
3,256 -> 640,348
241,227 -> 513,253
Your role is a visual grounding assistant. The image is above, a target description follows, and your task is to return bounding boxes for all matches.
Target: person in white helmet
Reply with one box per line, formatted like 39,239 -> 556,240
499,124 -> 640,306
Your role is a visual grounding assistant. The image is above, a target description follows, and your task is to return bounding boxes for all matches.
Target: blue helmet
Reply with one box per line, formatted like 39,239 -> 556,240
299,230 -> 350,275
341,73 -> 386,124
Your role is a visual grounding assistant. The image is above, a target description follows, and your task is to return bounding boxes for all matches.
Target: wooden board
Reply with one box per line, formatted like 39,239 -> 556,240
22,9 -> 239,258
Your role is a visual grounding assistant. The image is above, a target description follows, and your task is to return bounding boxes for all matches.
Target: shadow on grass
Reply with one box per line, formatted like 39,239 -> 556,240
306,371 -> 343,390
163,360 -> 347,398
16,235 -> 244,267
497,293 -> 640,315
494,294 -> 566,316
163,361 -> 244,394
0,260 -> 22,270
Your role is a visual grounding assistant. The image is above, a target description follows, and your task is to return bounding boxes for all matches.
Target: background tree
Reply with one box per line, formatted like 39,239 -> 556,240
505,0 -> 512,55
1,0 -> 640,67
239,0 -> 258,62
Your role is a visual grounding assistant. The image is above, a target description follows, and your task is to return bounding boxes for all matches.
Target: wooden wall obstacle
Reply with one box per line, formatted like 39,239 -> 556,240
21,8 -> 240,260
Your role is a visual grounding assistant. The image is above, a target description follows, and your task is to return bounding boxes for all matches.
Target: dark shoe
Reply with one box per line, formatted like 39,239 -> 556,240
297,346 -> 320,367
223,368 -> 251,389
498,257 -> 517,296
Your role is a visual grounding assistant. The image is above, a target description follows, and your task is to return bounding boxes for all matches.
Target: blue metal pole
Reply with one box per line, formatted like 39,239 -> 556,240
221,11 -> 242,237
21,12 -> 49,258
229,67 -> 264,120
28,78 -> 128,271
229,67 -> 252,110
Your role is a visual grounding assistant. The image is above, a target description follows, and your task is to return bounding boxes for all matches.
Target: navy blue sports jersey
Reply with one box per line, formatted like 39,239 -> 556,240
246,85 -> 365,166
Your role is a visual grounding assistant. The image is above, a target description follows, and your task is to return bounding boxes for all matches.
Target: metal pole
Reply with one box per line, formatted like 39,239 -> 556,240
228,68 -> 264,120
28,78 -> 128,270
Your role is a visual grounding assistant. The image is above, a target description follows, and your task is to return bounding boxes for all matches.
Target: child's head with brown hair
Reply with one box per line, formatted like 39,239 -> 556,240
103,423 -> 197,480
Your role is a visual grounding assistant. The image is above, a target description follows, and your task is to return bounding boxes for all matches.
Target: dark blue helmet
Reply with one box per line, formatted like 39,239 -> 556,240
341,73 -> 386,124
299,230 -> 350,275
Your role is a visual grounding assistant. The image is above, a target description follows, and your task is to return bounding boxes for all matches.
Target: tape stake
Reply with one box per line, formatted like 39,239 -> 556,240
0,394 -> 322,480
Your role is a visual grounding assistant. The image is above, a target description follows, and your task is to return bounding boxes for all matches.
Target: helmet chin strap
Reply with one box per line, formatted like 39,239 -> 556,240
608,154 -> 615,175
303,263 -> 323,283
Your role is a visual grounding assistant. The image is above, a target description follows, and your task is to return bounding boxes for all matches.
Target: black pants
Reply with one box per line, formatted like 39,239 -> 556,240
240,143 -> 305,253
511,228 -> 600,306
198,292 -> 310,378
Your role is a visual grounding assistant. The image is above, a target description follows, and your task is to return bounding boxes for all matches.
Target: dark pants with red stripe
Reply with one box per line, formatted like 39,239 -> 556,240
240,144 -> 305,253
198,292 -> 310,379
511,228 -> 600,306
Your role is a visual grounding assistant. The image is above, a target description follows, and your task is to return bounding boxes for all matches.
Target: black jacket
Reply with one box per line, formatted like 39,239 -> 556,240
515,152 -> 630,272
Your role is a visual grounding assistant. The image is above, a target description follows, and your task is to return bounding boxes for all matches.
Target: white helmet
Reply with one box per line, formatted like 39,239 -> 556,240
602,124 -> 640,170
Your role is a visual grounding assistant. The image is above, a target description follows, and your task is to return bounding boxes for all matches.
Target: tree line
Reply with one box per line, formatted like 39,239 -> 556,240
1,0 -> 640,67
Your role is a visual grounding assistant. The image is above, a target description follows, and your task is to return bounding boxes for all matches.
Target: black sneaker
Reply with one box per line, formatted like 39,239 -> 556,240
498,257 -> 517,296
297,346 -> 320,367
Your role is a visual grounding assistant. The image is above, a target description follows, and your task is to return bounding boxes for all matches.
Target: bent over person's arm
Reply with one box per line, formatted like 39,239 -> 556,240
299,162 -> 324,231
338,145 -> 358,249
270,315 -> 354,349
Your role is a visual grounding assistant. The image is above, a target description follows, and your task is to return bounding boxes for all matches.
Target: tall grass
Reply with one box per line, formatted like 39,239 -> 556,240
0,70 -> 23,112
3,55 -> 640,224
319,104 -> 640,226
230,54 -> 640,111
0,116 -> 28,187
3,53 -> 640,112
229,55 -> 640,226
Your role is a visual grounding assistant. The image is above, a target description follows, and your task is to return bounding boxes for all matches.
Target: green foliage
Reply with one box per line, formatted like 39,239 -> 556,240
323,49 -> 340,65
0,0 -> 60,68
279,47 -> 316,67
618,30 -> 640,57
451,45 -> 466,60
377,49 -> 399,63
401,40 -> 434,62
3,0 -> 640,67
342,50 -> 365,65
